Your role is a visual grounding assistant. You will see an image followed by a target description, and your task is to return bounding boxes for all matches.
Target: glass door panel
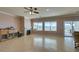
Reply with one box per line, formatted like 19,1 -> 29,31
64,21 -> 73,36
73,21 -> 79,31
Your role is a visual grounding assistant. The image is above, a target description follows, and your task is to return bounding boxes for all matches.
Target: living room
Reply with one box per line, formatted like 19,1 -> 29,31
0,7 -> 79,52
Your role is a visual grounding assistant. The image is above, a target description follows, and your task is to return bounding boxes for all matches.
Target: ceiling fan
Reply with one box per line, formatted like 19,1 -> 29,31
24,7 -> 39,15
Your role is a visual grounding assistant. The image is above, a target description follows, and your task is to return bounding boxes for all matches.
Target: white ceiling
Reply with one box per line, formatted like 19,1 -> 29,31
0,7 -> 79,18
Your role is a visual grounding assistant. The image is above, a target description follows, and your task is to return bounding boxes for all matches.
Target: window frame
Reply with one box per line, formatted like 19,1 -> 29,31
44,21 -> 57,31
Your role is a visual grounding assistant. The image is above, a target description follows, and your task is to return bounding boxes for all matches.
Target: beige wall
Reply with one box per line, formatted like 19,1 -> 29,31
0,13 -> 24,33
15,16 -> 24,32
31,17 -> 64,36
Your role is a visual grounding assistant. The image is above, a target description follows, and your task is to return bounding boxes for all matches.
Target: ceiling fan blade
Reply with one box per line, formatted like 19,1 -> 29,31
29,7 -> 32,9
34,11 -> 39,14
24,7 -> 33,11
24,7 -> 28,9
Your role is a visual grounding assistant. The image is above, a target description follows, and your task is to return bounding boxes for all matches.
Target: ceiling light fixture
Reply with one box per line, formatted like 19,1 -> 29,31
24,7 -> 39,15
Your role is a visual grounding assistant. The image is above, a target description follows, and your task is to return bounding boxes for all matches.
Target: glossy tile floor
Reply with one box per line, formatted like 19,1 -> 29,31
0,34 -> 79,52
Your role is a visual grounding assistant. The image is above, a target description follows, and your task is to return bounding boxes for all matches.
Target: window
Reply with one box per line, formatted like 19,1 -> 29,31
33,22 -> 43,31
44,21 -> 57,31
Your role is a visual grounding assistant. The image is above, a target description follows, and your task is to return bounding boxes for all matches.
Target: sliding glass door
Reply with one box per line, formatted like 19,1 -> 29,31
64,21 -> 79,36
73,21 -> 79,31
64,21 -> 73,36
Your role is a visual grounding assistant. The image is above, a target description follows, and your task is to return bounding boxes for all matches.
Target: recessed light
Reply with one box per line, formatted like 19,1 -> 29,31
46,9 -> 49,11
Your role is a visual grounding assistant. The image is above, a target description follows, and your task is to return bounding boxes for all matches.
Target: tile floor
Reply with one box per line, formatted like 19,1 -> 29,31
0,34 -> 78,52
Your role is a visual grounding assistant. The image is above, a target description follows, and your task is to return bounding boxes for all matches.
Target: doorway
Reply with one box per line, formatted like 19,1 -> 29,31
64,21 -> 79,36
64,21 -> 73,36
